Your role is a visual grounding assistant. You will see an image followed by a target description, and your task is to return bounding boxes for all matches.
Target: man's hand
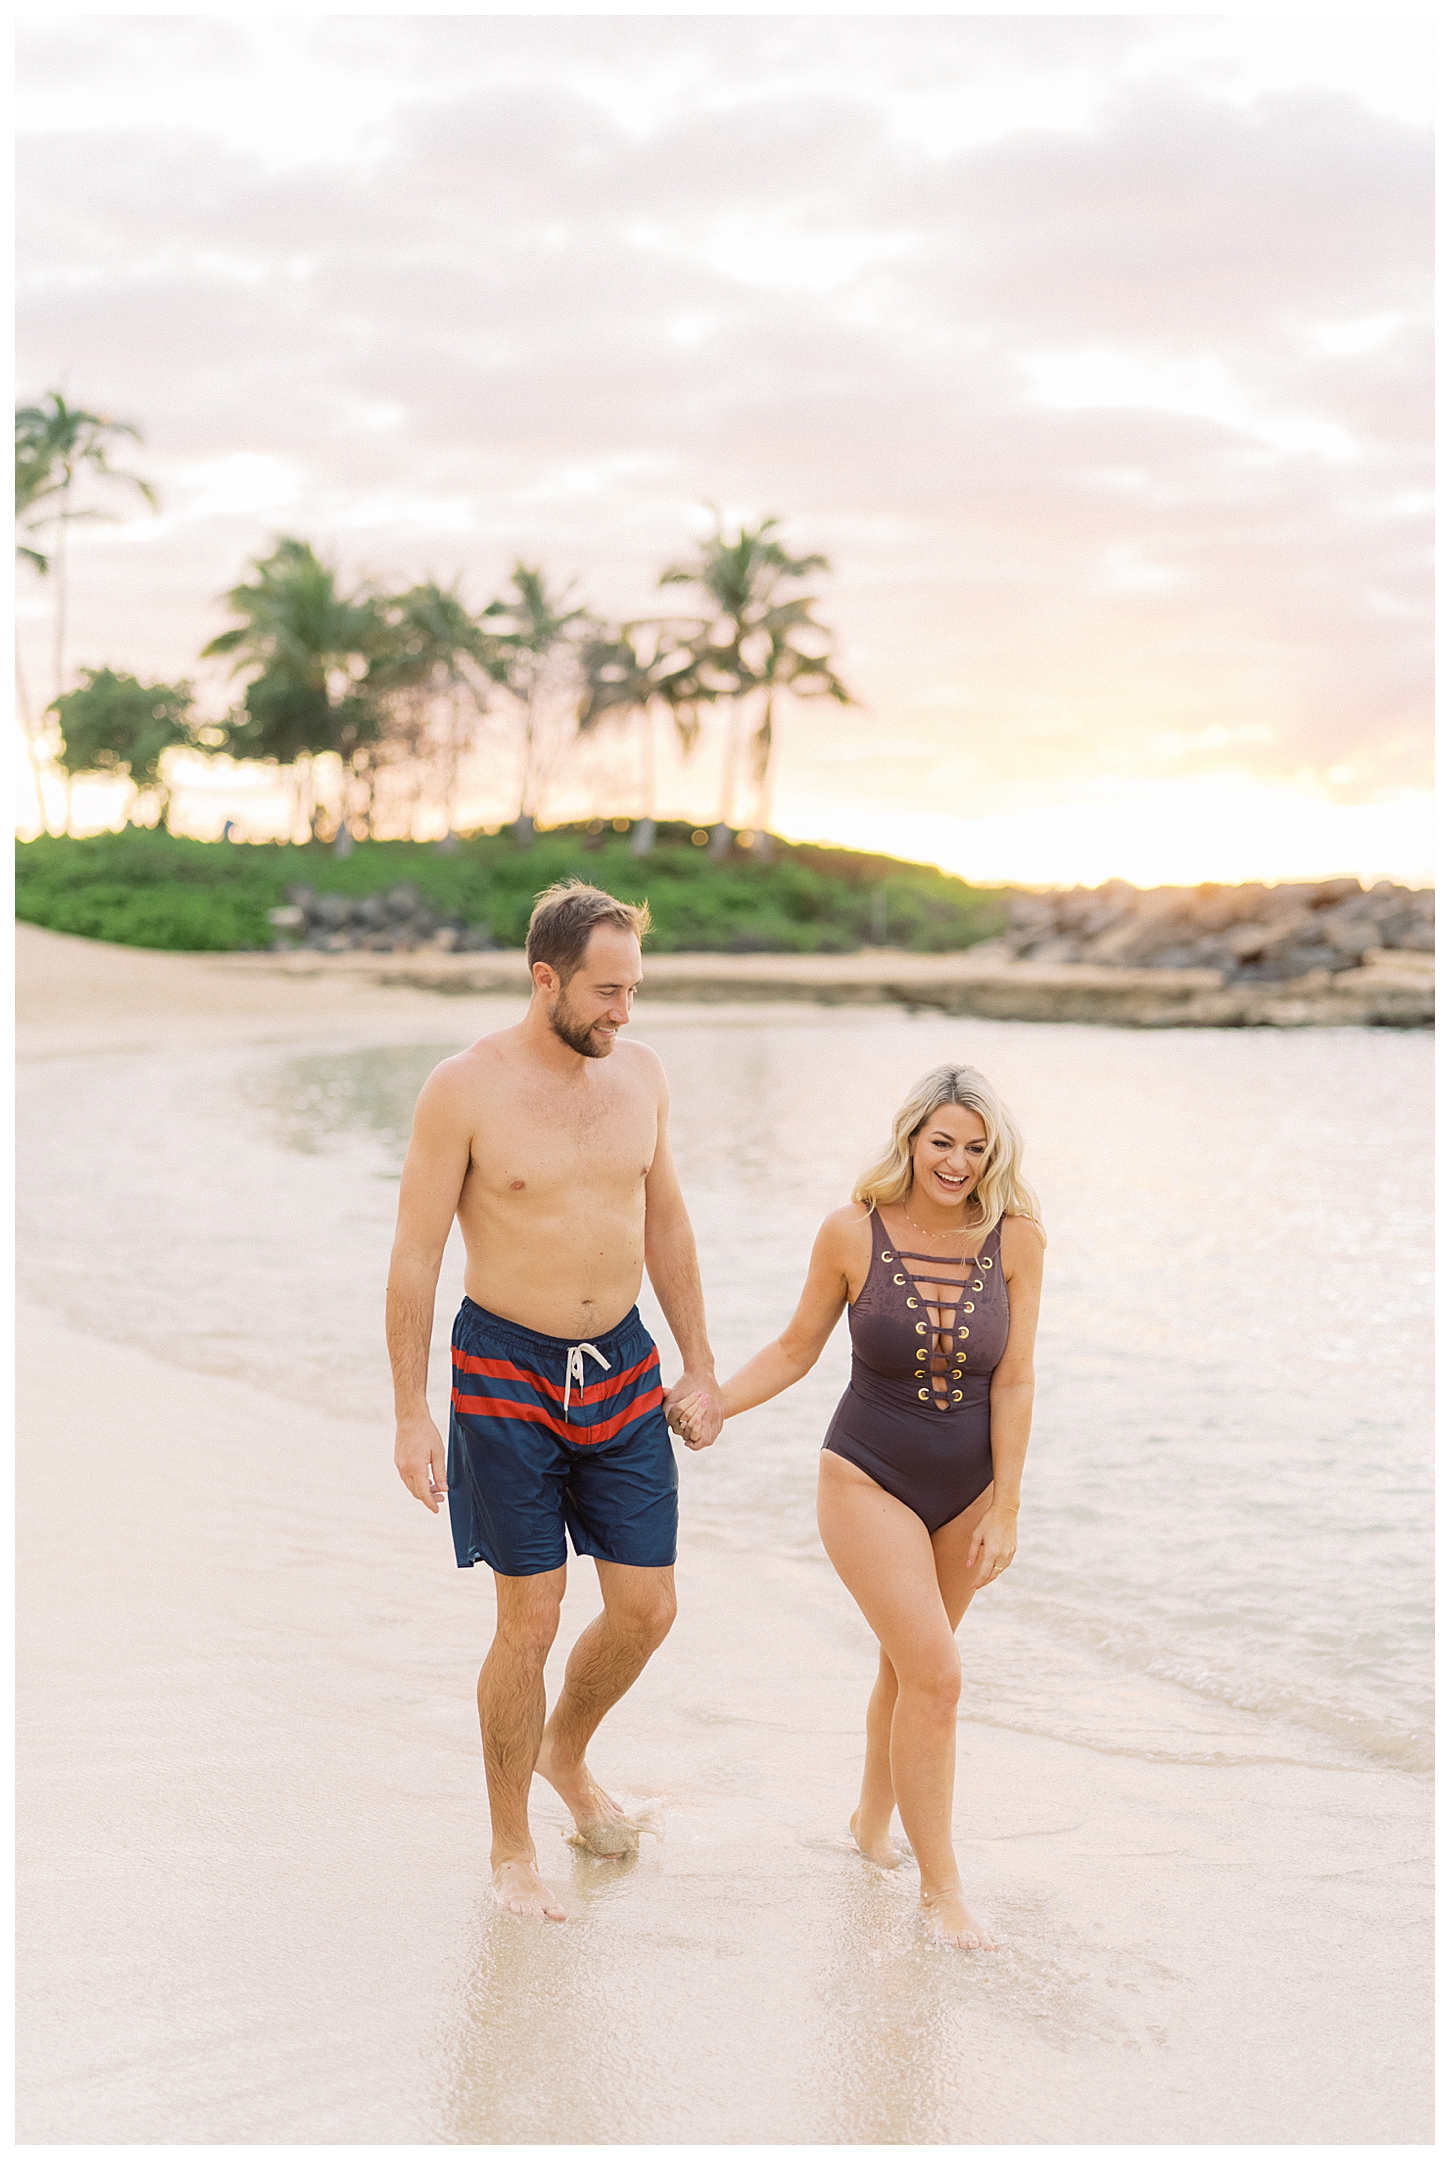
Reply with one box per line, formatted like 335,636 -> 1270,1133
395,1411 -> 448,1512
665,1370 -> 723,1451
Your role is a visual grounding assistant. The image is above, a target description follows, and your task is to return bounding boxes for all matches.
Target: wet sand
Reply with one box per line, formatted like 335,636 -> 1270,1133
15,927 -> 1433,2143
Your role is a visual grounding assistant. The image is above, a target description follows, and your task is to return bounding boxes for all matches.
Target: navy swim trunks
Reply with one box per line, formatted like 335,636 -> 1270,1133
446,1298 -> 679,1577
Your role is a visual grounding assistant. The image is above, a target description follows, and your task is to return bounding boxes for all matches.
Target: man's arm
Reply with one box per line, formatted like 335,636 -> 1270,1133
386,1063 -> 474,1511
642,1074 -> 723,1449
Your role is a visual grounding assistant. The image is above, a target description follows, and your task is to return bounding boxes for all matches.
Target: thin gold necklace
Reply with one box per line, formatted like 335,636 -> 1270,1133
901,1192 -> 978,1241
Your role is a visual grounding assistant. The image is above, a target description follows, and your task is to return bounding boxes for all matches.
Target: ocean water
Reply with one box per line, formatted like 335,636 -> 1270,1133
20,1006 -> 1432,1775
17,994 -> 1433,2142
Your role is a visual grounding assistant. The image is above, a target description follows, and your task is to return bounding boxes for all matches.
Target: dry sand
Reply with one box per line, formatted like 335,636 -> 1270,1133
15,926 -> 1433,2143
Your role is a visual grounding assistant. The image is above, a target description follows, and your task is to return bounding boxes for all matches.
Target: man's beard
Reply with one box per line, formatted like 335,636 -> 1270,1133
547,987 -> 612,1058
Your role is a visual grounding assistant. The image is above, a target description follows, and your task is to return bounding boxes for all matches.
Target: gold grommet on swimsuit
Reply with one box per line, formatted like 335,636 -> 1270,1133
893,1273 -> 906,1285
915,1321 -> 927,1334
881,1252 -> 893,1263
951,1390 -> 963,1403
918,1388 -> 930,1402
972,1280 -> 983,1293
906,1297 -> 918,1309
981,1256 -> 992,1268
962,1302 -> 974,1313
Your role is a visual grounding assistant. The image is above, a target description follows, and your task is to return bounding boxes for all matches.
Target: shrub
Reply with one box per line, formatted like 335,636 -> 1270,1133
15,825 -> 1008,956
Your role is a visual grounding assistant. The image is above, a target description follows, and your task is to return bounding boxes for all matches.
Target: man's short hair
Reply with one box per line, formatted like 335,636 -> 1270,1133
525,879 -> 651,984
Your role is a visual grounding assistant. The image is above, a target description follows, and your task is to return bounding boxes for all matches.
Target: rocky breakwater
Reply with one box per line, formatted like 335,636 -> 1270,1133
245,874 -> 1432,1029
963,877 -> 1434,1028
266,882 -> 496,955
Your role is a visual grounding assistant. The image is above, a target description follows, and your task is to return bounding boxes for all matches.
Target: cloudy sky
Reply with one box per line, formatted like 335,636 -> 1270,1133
16,12 -> 1433,884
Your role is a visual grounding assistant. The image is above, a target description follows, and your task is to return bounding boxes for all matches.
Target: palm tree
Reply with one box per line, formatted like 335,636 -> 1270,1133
202,537 -> 381,844
576,621 -> 705,855
15,394 -> 157,701
15,394 -> 156,833
362,581 -> 501,843
659,514 -> 852,858
481,565 -> 593,843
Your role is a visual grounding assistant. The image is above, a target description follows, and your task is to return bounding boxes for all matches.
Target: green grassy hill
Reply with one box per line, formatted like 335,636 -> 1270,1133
15,824 -> 1008,955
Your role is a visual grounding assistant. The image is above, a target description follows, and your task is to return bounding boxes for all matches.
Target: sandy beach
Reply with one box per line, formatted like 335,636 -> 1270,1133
16,924 -> 1433,2145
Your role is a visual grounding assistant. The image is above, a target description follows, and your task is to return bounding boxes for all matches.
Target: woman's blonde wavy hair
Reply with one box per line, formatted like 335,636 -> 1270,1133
852,1063 -> 1042,1240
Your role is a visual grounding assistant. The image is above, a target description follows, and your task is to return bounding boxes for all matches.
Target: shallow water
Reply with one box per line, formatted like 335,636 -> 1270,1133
16,999 -> 1433,2143
21,1006 -> 1432,1774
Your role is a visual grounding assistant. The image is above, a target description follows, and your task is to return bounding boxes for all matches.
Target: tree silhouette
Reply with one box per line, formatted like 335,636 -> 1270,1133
361,581 -> 501,842
15,394 -> 157,831
49,668 -> 194,829
576,621 -> 705,854
481,565 -> 593,843
660,514 -> 851,856
202,537 -> 381,843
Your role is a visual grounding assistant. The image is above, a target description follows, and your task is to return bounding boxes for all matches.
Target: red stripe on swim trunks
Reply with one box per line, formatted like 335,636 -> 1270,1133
450,1345 -> 660,1406
450,1383 -> 665,1446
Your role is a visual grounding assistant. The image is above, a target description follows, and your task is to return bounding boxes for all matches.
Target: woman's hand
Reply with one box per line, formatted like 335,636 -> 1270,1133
667,1388 -> 707,1444
966,1503 -> 1019,1587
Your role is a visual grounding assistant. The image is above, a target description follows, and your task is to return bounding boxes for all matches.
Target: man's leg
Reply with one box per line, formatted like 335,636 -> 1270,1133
480,1566 -> 567,1919
534,1561 -> 676,1854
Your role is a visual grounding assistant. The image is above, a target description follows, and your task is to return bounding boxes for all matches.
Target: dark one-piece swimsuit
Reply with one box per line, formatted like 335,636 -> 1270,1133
822,1207 -> 1010,1533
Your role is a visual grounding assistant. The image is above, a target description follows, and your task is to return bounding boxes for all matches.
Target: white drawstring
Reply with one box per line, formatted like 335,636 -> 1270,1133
563,1341 -> 610,1421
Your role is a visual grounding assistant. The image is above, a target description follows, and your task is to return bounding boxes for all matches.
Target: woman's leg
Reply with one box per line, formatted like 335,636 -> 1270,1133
817,1452 -> 992,1947
853,1647 -> 901,1865
931,1479 -> 998,1626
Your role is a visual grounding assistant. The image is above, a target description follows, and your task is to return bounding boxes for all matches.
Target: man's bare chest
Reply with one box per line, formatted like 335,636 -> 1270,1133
468,1081 -> 657,1200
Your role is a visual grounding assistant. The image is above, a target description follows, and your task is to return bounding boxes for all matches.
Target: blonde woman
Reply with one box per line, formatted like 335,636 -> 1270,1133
676,1064 -> 1045,1950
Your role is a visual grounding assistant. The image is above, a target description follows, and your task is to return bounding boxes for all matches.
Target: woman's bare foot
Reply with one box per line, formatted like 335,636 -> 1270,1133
492,1858 -> 566,1922
920,1886 -> 995,1950
850,1807 -> 904,1869
534,1742 -> 640,1858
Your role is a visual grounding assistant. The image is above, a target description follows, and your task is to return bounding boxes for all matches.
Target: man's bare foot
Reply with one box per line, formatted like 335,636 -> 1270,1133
492,1858 -> 566,1922
534,1740 -> 640,1858
920,1886 -> 995,1950
850,1807 -> 904,1869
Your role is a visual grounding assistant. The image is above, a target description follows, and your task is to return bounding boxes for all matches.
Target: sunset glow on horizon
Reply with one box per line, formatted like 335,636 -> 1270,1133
15,16 -> 1432,891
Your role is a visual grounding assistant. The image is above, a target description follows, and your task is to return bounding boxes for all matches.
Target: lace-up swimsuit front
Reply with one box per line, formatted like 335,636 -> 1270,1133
822,1208 -> 1009,1533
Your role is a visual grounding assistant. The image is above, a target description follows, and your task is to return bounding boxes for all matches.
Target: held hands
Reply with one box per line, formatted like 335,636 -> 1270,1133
665,1370 -> 724,1450
395,1412 -> 448,1512
966,1501 -> 1019,1587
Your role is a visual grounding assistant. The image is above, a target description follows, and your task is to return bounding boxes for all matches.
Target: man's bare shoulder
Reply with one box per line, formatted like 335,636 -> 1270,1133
414,1030 -> 520,1116
612,1036 -> 667,1092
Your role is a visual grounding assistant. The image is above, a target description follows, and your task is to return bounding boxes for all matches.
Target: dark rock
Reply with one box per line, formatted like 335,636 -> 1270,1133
314,894 -> 352,931
1379,913 -> 1433,951
284,883 -> 316,909
1310,877 -> 1363,906
385,883 -> 421,921
1322,913 -> 1383,956
1232,942 -> 1348,984
457,926 -> 496,952
356,893 -> 391,930
1008,895 -> 1057,932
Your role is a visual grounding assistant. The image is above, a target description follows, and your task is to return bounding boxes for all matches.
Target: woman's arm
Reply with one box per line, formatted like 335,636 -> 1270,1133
690,1208 -> 865,1425
967,1213 -> 1046,1582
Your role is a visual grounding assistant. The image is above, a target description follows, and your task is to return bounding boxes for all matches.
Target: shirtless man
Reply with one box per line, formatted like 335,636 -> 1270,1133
386,879 -> 723,1923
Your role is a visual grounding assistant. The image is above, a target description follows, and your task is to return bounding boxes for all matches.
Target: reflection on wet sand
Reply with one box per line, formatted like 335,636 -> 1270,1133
16,945 -> 1431,2142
